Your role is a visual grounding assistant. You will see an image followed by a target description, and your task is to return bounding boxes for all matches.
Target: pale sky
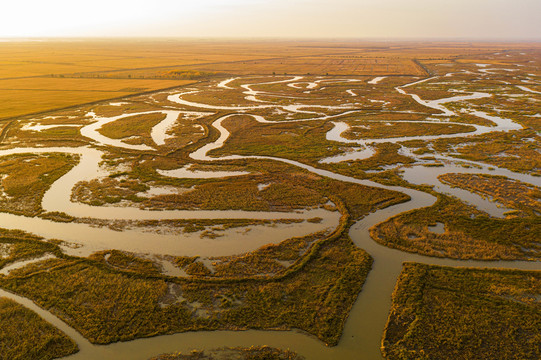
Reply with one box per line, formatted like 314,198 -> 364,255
1,0 -> 540,40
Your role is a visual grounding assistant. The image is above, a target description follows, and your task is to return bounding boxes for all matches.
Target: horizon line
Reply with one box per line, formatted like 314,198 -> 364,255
1,36 -> 541,43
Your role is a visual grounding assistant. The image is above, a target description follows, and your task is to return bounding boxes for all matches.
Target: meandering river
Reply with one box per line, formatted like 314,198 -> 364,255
0,74 -> 538,359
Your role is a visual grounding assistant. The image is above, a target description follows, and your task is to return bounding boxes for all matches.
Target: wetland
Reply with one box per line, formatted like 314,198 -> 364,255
0,40 -> 539,359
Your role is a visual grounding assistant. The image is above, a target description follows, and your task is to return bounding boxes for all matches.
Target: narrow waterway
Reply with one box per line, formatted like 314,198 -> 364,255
0,74 -> 538,359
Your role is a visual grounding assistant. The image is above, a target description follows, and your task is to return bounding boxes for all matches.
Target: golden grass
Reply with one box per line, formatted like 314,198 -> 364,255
98,112 -> 166,144
433,131 -> 541,176
0,78 -> 194,120
0,223 -> 372,346
0,153 -> 78,216
150,346 -> 303,360
383,263 -> 541,360
175,56 -> 425,76
1,39 -> 539,122
0,297 -> 78,360
439,173 -> 541,216
371,194 -> 540,260
0,77 -> 192,91
0,41 -> 282,79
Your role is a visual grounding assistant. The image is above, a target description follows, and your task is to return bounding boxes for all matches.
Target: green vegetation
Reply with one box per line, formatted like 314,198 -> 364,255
0,297 -> 78,360
439,173 -> 541,216
208,231 -> 327,278
432,130 -> 541,176
10,122 -> 87,149
72,156 -> 408,218
98,112 -> 167,145
0,153 -> 77,216
72,173 -> 327,210
383,263 -> 541,360
91,101 -> 162,118
0,198 -> 373,346
342,121 -> 475,140
180,90 -> 265,108
214,116 -> 343,163
89,250 -> 161,275
174,256 -> 199,269
0,234 -> 65,271
0,234 -> 370,346
371,194 -> 540,260
326,143 -> 415,174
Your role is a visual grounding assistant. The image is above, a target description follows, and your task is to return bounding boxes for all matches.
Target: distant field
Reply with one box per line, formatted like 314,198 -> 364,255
178,56 -> 425,76
0,78 -> 193,119
0,41 -> 284,78
1,39 -> 539,120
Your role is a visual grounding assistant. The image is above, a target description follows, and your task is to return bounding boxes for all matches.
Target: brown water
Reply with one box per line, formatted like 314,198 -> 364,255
1,74 -> 539,359
0,186 -> 537,360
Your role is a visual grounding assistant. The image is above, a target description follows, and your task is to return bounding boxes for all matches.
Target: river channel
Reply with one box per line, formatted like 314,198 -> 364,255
0,74 -> 539,359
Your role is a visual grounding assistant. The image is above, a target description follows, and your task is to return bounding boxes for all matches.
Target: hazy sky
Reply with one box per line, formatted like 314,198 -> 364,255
1,0 -> 540,40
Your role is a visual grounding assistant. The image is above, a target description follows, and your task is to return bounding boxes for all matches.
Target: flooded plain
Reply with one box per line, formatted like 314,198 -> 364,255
0,70 -> 539,359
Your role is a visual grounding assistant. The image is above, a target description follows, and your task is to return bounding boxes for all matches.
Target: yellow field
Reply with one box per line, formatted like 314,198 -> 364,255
179,56 -> 425,76
0,40 -> 299,79
1,39 -> 540,120
0,77 -> 194,91
0,78 -> 194,119
455,59 -> 515,66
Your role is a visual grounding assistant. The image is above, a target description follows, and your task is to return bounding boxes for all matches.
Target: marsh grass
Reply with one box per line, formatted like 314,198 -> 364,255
439,173 -> 541,216
98,112 -> 167,146
0,198 -> 373,346
432,130 -> 540,176
343,121 -> 476,140
0,153 -> 78,216
0,297 -> 78,360
71,151 -> 408,216
150,346 -> 303,360
0,232 -> 371,346
325,142 -> 415,175
0,235 -> 64,270
382,263 -> 541,360
214,116 -> 343,162
89,250 -> 161,276
371,194 -> 540,260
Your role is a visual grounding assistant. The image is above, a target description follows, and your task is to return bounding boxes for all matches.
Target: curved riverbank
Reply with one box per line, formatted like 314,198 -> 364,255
0,73 -> 538,359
